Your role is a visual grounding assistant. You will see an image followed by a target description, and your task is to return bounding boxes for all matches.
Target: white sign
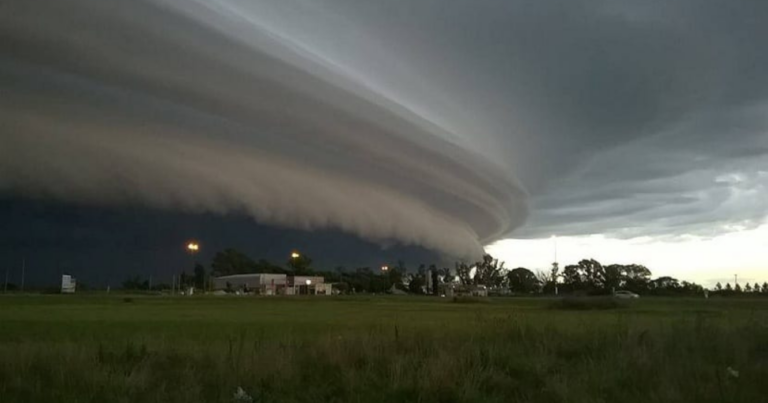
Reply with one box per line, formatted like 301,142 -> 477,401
61,274 -> 76,294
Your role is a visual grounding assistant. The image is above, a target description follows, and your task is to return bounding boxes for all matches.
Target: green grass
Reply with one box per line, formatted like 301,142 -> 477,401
1,295 -> 767,403
550,296 -> 630,310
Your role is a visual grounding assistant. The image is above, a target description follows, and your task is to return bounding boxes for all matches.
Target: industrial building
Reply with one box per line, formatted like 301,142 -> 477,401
212,273 -> 332,295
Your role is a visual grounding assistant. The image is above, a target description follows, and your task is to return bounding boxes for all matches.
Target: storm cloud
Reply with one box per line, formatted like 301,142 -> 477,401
2,0 -> 767,256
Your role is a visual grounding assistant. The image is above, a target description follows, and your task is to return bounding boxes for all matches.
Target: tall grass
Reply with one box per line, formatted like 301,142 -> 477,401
0,296 -> 766,403
550,296 -> 630,310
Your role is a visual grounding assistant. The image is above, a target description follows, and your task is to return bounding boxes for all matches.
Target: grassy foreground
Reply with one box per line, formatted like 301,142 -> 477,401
0,295 -> 766,403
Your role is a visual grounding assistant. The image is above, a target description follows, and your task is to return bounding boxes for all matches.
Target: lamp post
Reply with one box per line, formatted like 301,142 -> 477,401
305,279 -> 311,295
290,251 -> 301,275
183,242 -> 199,295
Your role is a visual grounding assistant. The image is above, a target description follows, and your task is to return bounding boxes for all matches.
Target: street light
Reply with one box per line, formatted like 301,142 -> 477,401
305,279 -> 312,296
291,251 -> 300,259
181,242 -> 200,295
381,265 -> 389,272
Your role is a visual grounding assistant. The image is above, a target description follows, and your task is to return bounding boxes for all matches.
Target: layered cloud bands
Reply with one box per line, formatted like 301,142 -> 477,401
0,0 -> 527,258
3,0 -> 768,257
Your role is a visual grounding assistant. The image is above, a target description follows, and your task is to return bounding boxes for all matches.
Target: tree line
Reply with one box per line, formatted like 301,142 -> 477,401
118,248 -> 767,297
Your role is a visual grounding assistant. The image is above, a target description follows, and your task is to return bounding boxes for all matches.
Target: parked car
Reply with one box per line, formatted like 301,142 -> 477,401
613,290 -> 639,299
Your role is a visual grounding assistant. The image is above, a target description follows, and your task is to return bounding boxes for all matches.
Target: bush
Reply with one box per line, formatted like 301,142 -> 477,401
550,296 -> 628,310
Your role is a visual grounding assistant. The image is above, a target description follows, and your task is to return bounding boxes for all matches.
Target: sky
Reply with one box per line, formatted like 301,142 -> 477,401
1,0 -> 767,286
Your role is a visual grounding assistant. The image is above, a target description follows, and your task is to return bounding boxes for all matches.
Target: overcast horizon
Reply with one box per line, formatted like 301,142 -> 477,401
2,0 -> 767,287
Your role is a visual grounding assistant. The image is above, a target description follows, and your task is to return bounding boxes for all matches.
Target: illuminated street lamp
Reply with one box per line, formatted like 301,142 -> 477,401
381,265 -> 389,272
305,279 -> 312,295
180,241 -> 200,295
291,251 -> 300,259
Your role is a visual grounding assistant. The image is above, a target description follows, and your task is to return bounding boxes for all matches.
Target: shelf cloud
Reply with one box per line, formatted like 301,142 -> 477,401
2,0 -> 767,257
0,0 -> 529,259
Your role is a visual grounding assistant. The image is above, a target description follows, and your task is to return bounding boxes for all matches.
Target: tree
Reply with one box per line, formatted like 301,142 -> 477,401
603,264 -> 624,291
508,268 -> 539,294
473,254 -> 506,287
680,281 -> 703,295
408,273 -> 426,294
455,262 -> 473,285
440,267 -> 455,284
287,253 -> 313,275
734,283 -> 742,293
578,259 -> 605,290
193,263 -> 206,290
430,265 -> 439,296
725,283 -> 733,291
652,276 -> 680,290
179,271 -> 190,288
762,282 -> 768,294
387,262 -> 405,291
211,248 -> 255,276
745,283 -> 753,293
535,269 -> 554,293
715,282 -> 723,291
254,259 -> 286,274
622,264 -> 652,293
562,264 -> 582,288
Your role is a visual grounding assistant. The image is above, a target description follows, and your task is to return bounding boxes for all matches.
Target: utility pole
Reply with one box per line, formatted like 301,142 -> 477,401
20,257 -> 26,292
148,275 -> 153,291
553,235 -> 558,264
553,235 -> 559,296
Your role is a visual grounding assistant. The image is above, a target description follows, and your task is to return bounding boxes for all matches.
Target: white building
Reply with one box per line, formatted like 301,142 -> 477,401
212,273 -> 287,295
212,274 -> 332,295
287,276 -> 332,295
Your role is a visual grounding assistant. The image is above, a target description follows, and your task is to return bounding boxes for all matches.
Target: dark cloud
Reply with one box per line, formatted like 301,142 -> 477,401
0,0 -> 528,259
1,0 -> 767,263
0,198 -> 443,286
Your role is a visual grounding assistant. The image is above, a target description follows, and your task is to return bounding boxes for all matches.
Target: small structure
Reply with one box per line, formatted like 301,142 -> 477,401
61,274 -> 76,294
212,274 -> 332,296
287,276 -> 331,295
446,284 -> 488,298
212,273 -> 288,295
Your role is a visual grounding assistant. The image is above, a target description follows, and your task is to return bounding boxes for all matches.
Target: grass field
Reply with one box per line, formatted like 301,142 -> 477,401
1,295 -> 767,403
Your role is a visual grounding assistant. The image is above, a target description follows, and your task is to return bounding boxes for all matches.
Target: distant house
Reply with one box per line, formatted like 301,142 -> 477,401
212,274 -> 331,296
444,284 -> 488,298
